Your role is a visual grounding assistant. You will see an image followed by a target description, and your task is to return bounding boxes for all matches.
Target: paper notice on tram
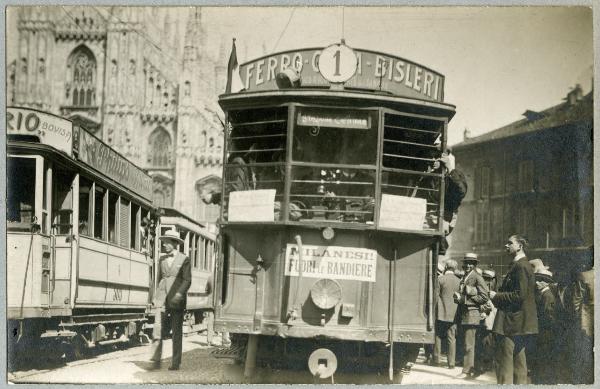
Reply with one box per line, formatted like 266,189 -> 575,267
379,194 -> 427,230
228,189 -> 276,221
284,244 -> 377,282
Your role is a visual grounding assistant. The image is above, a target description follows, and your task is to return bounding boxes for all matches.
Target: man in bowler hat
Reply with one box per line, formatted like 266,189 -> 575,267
150,230 -> 192,370
490,234 -> 538,384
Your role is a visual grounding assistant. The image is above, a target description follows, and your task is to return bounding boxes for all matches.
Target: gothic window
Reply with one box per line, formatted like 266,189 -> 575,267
38,58 -> 45,74
147,127 -> 172,167
184,81 -> 191,96
68,46 -> 97,107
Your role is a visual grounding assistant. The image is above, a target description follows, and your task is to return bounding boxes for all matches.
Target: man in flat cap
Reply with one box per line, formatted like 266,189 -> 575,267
150,230 -> 192,371
454,253 -> 489,379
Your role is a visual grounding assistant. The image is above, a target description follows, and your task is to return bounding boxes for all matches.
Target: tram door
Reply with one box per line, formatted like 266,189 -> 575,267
50,169 -> 75,308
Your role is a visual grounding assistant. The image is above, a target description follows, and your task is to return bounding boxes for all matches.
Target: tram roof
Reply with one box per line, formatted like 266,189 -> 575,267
219,89 -> 456,119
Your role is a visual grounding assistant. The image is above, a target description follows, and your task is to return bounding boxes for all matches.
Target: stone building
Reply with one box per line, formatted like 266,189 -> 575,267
7,6 -> 225,225
449,85 -> 593,281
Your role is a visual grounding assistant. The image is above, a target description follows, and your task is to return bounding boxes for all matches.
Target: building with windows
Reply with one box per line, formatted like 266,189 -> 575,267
449,85 -> 593,280
6,6 -> 225,225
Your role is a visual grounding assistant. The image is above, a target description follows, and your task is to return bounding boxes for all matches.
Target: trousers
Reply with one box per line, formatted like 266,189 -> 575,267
151,309 -> 184,368
495,334 -> 529,384
462,325 -> 478,373
433,320 -> 457,367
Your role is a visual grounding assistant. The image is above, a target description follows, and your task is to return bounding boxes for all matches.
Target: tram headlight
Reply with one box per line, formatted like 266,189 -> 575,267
322,227 -> 335,241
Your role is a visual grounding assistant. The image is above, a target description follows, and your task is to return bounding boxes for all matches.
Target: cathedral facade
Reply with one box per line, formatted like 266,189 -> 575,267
7,6 -> 225,225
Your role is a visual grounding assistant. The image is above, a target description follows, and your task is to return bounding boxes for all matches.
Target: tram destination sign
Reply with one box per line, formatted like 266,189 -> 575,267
7,107 -> 74,156
284,244 -> 377,282
74,128 -> 153,200
238,47 -> 445,102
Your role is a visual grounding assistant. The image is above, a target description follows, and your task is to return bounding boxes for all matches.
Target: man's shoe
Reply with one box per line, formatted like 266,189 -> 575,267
168,365 -> 180,371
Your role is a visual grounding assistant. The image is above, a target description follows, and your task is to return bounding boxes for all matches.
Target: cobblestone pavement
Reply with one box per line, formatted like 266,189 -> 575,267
9,336 -> 496,384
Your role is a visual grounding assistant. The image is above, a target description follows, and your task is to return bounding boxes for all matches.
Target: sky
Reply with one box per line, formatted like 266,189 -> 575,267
6,6 -> 594,145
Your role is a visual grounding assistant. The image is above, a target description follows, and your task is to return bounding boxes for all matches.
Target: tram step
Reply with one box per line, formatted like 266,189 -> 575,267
210,345 -> 243,360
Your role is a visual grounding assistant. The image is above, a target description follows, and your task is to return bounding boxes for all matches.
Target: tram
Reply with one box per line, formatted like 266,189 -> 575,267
155,207 -> 217,339
213,43 -> 455,382
6,107 -> 217,364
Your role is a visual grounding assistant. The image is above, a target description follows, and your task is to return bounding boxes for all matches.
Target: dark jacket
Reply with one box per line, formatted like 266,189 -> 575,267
534,273 -> 557,332
154,251 -> 192,311
572,269 -> 594,338
436,271 -> 461,322
457,269 -> 489,325
492,256 -> 538,336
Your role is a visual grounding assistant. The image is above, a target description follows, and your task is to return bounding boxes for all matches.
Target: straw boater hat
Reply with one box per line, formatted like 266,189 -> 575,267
159,230 -> 184,245
463,252 -> 479,262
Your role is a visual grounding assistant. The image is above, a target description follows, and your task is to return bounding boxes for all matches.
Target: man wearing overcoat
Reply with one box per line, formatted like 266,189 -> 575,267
150,230 -> 192,370
491,234 -> 538,384
455,253 -> 489,378
433,259 -> 461,369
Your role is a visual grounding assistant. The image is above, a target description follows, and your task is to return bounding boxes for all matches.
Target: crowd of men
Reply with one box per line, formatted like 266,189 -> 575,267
430,236 -> 594,384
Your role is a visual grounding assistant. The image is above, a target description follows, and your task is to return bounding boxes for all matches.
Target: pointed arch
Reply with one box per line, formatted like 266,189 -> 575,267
67,45 -> 97,107
148,127 -> 172,167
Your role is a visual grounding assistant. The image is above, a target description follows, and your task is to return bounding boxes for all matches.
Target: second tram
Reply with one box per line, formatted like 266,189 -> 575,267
213,43 -> 456,382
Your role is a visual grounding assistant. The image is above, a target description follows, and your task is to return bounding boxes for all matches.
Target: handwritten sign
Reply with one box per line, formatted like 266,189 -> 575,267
228,189 -> 276,222
378,194 -> 427,230
284,244 -> 377,282
238,47 -> 445,102
75,128 -> 153,201
7,107 -> 73,156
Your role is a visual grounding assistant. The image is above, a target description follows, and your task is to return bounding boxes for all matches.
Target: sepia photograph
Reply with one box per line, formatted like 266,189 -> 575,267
4,4 -> 595,385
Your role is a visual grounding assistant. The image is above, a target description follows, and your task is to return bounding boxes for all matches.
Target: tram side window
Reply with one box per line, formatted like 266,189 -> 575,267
94,186 -> 105,240
79,177 -> 93,236
53,170 -> 74,235
223,107 -> 287,221
119,197 -> 130,247
108,192 -> 119,244
198,237 -> 206,270
380,112 -> 444,231
290,108 -> 378,223
7,157 -> 36,230
130,203 -> 140,250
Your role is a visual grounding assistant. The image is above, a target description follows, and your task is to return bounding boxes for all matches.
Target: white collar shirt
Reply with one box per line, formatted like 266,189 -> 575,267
514,252 -> 526,262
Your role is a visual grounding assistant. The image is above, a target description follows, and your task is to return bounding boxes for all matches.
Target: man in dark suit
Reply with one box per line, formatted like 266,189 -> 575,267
433,259 -> 461,369
455,253 -> 489,378
571,250 -> 594,384
150,230 -> 192,370
490,234 -> 538,384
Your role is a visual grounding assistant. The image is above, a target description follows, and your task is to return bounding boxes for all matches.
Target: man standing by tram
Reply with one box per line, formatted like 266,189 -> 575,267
150,230 -> 192,371
490,235 -> 538,384
454,253 -> 489,379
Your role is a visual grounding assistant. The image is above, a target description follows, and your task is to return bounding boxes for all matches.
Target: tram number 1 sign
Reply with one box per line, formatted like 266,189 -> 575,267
318,44 -> 358,83
284,244 -> 377,282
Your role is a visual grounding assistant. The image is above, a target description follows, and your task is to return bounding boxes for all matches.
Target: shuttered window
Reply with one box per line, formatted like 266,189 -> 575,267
119,197 -> 130,247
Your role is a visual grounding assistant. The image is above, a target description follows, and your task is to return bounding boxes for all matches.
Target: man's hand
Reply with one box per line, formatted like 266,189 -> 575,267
489,290 -> 496,299
172,292 -> 183,304
200,189 -> 213,205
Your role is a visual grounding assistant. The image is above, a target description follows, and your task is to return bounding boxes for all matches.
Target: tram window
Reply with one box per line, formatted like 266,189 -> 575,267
7,157 -> 36,230
108,192 -> 118,244
190,234 -> 197,268
93,186 -> 105,240
224,107 -> 287,221
290,166 -> 376,223
79,177 -> 93,236
119,197 -> 130,247
130,203 -> 140,250
292,108 -> 378,165
198,237 -> 205,270
380,113 -> 444,231
204,239 -> 210,270
53,170 -> 74,235
41,160 -> 49,234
